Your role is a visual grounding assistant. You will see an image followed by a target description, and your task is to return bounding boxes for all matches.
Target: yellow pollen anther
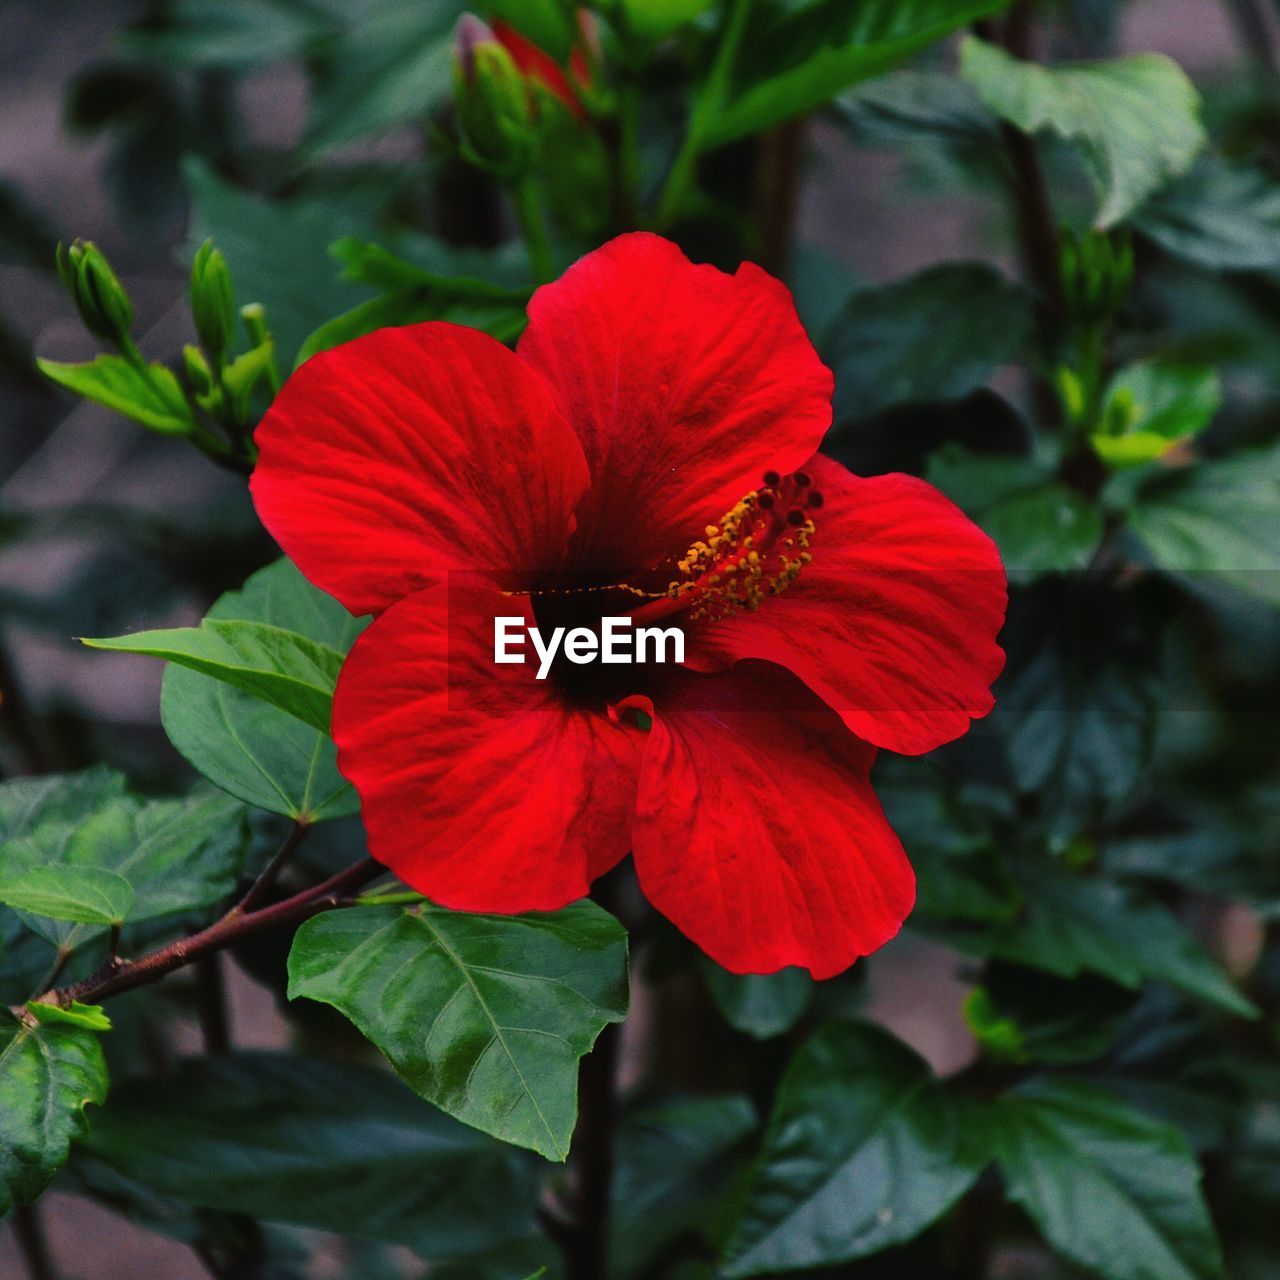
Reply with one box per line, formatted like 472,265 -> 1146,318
660,478 -> 819,620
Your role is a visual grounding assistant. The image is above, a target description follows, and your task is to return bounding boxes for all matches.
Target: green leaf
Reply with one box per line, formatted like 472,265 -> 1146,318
80,1052 -> 540,1259
119,0 -> 336,69
0,770 -> 249,958
700,961 -> 814,1040
982,1077 -> 1226,1280
996,580 -> 1159,834
619,0 -> 716,41
160,559 -> 365,822
296,236 -> 532,362
1136,155 -> 1280,272
297,283 -> 528,362
960,36 -> 1206,228
1128,449 -> 1280,609
981,484 -> 1104,572
611,1094 -> 757,1274
826,264 -> 1032,425
721,1021 -> 985,1275
37,354 -> 195,435
973,862 -> 1257,1018
304,0 -> 467,154
86,619 -> 344,734
1092,361 -> 1221,467
705,0 -> 1012,148
0,1013 -> 109,1216
26,1002 -> 113,1033
219,338 -> 277,420
0,866 -> 133,926
926,447 -> 1103,572
839,68 -> 998,149
184,159 -> 373,366
287,901 -> 629,1161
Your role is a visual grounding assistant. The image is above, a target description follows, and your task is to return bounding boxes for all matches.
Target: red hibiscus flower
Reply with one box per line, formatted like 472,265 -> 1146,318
250,233 -> 1006,978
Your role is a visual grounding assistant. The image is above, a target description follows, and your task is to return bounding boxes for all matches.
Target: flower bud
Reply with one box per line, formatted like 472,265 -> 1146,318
55,239 -> 133,343
240,302 -> 270,348
452,15 -> 537,177
190,240 -> 236,359
182,343 -> 213,395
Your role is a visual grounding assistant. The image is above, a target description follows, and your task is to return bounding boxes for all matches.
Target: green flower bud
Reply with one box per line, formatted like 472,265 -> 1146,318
453,15 -> 537,178
239,302 -> 270,348
190,239 -> 236,360
55,239 -> 133,343
1058,228 -> 1134,324
182,343 -> 213,395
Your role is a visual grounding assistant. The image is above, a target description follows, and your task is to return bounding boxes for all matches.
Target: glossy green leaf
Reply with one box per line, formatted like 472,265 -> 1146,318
1128,449 -> 1280,608
926,448 -> 1102,572
974,862 -> 1257,1018
611,1094 -> 757,1274
81,1052 -> 540,1259
960,36 -> 1206,228
37,354 -> 195,435
1092,361 -> 1221,467
981,484 -> 1104,572
700,961 -> 814,1040
996,580 -> 1160,834
826,264 -> 1032,425
1137,156 -> 1280,272
0,1013 -> 109,1216
287,901 -> 629,1160
839,68 -> 998,149
26,1002 -> 113,1033
0,866 -> 133,926
296,243 -> 530,362
721,1021 -> 985,1274
0,770 -> 248,956
704,0 -> 1012,148
86,619 -> 344,734
160,559 -> 365,822
983,1077 -> 1226,1280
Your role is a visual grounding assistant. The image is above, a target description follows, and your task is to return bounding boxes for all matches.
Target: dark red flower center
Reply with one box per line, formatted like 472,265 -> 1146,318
525,471 -> 821,703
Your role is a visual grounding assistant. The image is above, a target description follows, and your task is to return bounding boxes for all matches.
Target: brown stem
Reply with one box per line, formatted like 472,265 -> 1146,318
560,1019 -> 621,1280
753,120 -> 805,277
38,858 -> 381,1008
12,1203 -> 57,1280
235,820 -> 309,915
194,955 -> 231,1056
978,7 -> 1066,425
1225,0 -> 1279,75
555,877 -> 624,1280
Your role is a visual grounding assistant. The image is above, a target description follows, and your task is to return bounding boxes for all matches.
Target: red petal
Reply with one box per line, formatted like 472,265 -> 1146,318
492,19 -> 583,115
688,455 -> 1007,756
517,234 -> 833,577
251,322 -> 590,616
331,580 -> 643,910
631,665 -> 915,979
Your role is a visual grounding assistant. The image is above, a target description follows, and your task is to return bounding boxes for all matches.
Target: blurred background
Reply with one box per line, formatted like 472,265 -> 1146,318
2,0 -> 1280,1276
